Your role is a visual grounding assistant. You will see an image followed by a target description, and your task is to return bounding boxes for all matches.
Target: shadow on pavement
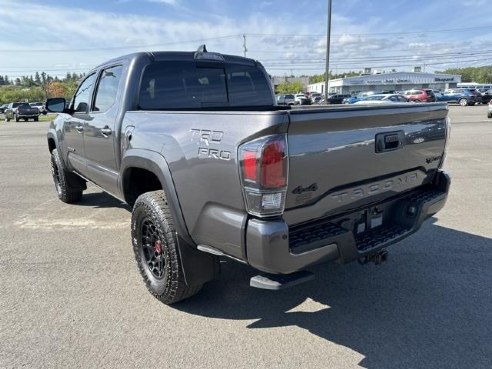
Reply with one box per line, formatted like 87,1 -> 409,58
176,219 -> 492,369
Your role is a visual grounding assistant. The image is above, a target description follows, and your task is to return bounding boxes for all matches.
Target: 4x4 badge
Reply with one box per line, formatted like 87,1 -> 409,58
292,183 -> 318,195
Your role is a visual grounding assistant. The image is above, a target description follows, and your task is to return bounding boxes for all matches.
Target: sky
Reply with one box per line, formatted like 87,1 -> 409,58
0,0 -> 491,80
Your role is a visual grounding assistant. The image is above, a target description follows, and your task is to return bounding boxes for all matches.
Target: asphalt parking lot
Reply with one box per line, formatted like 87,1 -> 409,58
0,105 -> 491,369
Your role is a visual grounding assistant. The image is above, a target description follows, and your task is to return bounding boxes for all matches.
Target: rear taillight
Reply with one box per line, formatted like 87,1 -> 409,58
239,134 -> 288,217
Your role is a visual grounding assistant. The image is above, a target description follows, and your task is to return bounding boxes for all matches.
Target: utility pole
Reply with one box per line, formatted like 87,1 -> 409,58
324,0 -> 332,101
243,34 -> 247,57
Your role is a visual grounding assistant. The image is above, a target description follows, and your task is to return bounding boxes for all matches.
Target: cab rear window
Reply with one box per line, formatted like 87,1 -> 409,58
139,61 -> 273,109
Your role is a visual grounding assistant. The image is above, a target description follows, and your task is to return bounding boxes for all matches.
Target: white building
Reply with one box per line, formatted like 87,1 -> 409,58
307,71 -> 461,95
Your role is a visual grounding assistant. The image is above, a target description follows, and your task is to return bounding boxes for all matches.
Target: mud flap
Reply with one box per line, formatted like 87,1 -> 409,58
177,235 -> 220,287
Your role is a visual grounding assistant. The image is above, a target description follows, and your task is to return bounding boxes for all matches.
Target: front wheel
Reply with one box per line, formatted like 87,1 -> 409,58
131,190 -> 202,304
50,149 -> 84,203
459,98 -> 468,106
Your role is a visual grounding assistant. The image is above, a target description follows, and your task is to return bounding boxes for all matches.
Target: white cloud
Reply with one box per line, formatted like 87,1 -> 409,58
0,0 -> 489,79
146,0 -> 179,5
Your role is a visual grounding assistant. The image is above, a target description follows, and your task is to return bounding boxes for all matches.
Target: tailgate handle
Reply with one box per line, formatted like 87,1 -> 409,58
375,131 -> 405,153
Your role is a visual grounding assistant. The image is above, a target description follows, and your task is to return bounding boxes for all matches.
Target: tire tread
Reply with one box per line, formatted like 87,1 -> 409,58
131,190 -> 202,304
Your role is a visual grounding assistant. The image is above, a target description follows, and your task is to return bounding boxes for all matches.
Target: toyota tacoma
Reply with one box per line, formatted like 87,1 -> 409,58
46,46 -> 451,304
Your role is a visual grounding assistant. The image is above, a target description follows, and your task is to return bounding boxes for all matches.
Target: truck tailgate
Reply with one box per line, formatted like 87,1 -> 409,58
284,103 -> 448,225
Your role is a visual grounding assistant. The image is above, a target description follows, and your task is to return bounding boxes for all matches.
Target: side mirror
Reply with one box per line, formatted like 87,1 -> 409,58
45,98 -> 67,113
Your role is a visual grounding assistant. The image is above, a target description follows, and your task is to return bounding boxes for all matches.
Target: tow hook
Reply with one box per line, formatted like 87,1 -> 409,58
358,249 -> 389,266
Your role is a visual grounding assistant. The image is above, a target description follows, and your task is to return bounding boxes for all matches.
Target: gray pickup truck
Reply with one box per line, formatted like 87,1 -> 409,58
5,102 -> 40,122
46,46 -> 451,304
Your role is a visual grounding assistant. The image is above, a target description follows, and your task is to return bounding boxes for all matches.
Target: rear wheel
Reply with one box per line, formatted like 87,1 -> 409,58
15,114 -> 19,122
131,190 -> 202,304
34,116 -> 38,122
459,98 -> 468,106
50,149 -> 84,203
488,112 -> 492,118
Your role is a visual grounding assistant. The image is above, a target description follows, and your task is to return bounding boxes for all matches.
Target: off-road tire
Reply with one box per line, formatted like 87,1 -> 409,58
50,149 -> 83,203
131,190 -> 202,304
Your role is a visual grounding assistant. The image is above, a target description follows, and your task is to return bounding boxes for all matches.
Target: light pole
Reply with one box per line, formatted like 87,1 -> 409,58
324,0 -> 332,102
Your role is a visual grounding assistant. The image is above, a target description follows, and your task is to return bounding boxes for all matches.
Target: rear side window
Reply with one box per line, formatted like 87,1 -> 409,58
139,61 -> 273,109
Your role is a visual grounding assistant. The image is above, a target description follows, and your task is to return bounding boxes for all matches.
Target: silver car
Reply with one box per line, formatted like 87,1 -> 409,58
354,94 -> 409,105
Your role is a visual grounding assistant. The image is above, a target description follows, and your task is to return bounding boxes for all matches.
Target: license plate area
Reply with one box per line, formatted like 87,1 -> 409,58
354,206 -> 384,236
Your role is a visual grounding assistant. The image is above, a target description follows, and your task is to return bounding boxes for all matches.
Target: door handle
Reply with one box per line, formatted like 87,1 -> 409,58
75,125 -> 84,133
101,126 -> 112,137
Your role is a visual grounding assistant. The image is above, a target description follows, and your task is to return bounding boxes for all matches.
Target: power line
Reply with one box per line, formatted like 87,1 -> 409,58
263,58 -> 491,71
0,35 -> 242,53
1,24 -> 492,53
247,25 -> 492,38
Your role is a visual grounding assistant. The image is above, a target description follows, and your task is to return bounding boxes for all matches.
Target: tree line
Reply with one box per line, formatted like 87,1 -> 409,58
436,66 -> 492,84
0,72 -> 85,104
3,65 -> 491,103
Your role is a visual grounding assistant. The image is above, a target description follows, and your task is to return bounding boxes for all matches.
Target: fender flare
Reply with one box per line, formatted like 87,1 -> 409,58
47,129 -> 59,153
120,150 -> 219,286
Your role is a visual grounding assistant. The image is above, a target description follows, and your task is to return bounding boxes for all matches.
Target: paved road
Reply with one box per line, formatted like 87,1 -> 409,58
1,106 -> 491,369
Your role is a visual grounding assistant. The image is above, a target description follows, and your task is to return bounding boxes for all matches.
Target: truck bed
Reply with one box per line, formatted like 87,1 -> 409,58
123,103 -> 449,265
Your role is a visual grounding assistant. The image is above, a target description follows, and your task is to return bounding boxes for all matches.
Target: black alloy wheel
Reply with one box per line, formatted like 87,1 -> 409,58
131,190 -> 206,304
140,218 -> 165,279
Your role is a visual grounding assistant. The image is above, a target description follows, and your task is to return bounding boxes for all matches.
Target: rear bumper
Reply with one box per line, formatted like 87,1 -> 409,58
246,171 -> 450,274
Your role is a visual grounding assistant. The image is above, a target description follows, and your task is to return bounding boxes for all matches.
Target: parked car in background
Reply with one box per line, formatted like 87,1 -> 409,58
294,93 -> 311,105
309,92 -> 322,104
435,89 -> 481,106
354,94 -> 409,105
4,102 -> 40,122
465,89 -> 482,104
30,102 -> 47,114
4,102 -> 22,120
0,103 -> 8,114
404,89 -> 436,102
480,89 -> 492,105
343,91 -> 377,104
276,94 -> 295,106
326,94 -> 351,104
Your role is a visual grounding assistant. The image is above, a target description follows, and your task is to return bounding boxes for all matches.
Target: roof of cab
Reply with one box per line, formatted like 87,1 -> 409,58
91,50 -> 258,73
